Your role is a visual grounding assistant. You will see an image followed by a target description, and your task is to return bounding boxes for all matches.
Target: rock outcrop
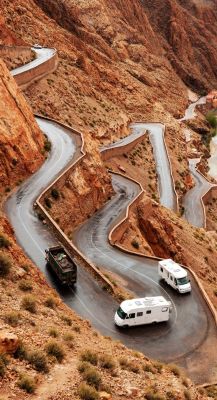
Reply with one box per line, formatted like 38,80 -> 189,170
0,59 -> 44,194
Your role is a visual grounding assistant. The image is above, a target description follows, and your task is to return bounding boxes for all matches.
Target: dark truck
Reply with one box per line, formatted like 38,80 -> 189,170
45,245 -> 77,285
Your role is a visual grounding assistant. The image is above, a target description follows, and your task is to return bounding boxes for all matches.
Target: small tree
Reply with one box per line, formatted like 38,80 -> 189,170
206,111 -> 217,136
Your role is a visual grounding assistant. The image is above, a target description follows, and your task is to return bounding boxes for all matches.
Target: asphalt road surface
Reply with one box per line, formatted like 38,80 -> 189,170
11,47 -> 56,76
183,159 -> 214,228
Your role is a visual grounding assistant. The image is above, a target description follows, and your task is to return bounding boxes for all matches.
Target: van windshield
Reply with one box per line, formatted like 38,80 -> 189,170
177,276 -> 189,285
117,306 -> 127,320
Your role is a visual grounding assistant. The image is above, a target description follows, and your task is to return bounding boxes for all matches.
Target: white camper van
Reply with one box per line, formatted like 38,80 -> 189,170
114,296 -> 172,327
158,259 -> 191,294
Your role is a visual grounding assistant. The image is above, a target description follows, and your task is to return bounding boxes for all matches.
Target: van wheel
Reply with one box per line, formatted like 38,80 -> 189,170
122,324 -> 128,328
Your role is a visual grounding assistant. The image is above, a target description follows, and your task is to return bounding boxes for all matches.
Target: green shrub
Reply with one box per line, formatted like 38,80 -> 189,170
18,374 -> 36,393
78,383 -> 99,400
28,350 -> 49,373
82,367 -> 101,389
21,295 -> 37,313
45,340 -> 64,362
48,327 -> 59,338
44,137 -> 52,152
44,296 -> 57,309
19,280 -> 33,292
0,234 -> 11,249
4,311 -> 20,327
14,342 -> 29,361
80,350 -> 98,366
99,354 -> 116,370
51,188 -> 60,200
0,253 -> 12,277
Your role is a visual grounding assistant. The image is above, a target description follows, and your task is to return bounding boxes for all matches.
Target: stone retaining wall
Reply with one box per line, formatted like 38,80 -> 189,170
101,133 -> 146,161
0,44 -> 32,62
14,52 -> 58,89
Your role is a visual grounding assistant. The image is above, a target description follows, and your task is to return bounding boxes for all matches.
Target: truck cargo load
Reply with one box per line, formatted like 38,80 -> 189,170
45,245 -> 77,285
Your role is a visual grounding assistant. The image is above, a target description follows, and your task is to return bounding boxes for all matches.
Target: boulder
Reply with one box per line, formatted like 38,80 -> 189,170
0,330 -> 19,354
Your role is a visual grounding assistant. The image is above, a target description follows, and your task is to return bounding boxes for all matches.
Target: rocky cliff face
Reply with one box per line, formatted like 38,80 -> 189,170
141,0 -> 217,91
0,59 -> 44,196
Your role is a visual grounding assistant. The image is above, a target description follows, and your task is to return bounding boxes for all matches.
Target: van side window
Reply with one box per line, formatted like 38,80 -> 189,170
129,313 -> 135,319
170,275 -> 173,281
160,267 -> 163,272
137,312 -> 143,317
162,307 -> 168,312
146,310 -> 151,314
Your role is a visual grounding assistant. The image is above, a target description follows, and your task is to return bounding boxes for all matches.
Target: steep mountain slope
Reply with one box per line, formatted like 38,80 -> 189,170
0,59 -> 44,198
141,0 -> 217,91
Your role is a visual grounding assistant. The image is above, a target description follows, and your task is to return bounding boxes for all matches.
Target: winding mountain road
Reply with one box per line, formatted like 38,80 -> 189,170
4,49 -> 217,384
11,47 -> 56,76
181,96 -> 216,228
183,159 -> 214,228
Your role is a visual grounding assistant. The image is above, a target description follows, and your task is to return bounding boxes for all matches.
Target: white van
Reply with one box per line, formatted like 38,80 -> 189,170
158,259 -> 191,294
114,296 -> 172,327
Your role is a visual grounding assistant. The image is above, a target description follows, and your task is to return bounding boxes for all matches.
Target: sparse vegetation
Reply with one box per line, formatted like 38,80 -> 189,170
61,315 -> 72,326
80,350 -> 98,366
44,296 -> 57,309
184,389 -> 192,400
51,188 -> 60,200
4,311 -> 20,326
45,340 -> 64,362
49,327 -> 59,338
44,135 -> 52,152
63,332 -> 74,347
78,383 -> 99,400
0,234 -> 11,249
18,374 -> 36,393
0,354 -> 9,377
82,366 -> 102,389
44,197 -> 52,209
99,354 -> 116,370
131,239 -> 139,249
28,350 -> 49,373
19,279 -> 33,292
21,295 -> 37,313
14,342 -> 29,361
169,364 -> 181,377
0,253 -> 12,277
145,390 -> 165,400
